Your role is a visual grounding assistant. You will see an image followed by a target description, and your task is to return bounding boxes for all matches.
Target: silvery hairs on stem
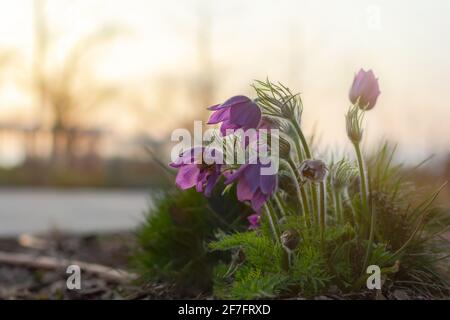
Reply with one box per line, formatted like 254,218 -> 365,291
252,79 -> 303,125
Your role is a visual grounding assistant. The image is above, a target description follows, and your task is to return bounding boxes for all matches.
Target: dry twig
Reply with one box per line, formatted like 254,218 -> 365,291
0,251 -> 136,284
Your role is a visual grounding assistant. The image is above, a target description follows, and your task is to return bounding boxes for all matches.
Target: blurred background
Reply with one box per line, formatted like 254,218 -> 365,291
1,0 -> 450,236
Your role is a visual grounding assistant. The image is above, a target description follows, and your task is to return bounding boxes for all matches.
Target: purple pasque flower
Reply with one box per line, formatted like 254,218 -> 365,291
225,160 -> 278,213
169,147 -> 222,197
247,213 -> 261,230
207,95 -> 262,136
349,69 -> 381,110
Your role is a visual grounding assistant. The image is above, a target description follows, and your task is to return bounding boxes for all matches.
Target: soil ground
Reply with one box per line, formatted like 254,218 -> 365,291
1,231 -> 448,300
0,232 -> 137,299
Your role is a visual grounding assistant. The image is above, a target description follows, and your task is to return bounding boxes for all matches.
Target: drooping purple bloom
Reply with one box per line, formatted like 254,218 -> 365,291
247,213 -> 261,230
349,69 -> 381,110
208,95 -> 262,136
225,160 -> 278,213
169,147 -> 222,197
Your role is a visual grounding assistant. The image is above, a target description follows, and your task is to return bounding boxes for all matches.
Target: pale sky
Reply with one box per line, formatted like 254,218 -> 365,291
1,0 -> 450,165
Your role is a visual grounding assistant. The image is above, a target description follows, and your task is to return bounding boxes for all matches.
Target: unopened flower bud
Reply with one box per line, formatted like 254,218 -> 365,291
349,69 -> 381,111
224,248 -> 246,278
232,249 -> 246,265
281,104 -> 295,119
280,229 -> 300,251
330,159 -> 358,190
299,159 -> 327,183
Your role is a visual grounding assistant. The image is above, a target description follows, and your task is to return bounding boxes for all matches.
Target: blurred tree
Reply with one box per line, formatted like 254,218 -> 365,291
194,0 -> 215,118
46,26 -> 122,166
32,0 -> 123,167
33,0 -> 48,131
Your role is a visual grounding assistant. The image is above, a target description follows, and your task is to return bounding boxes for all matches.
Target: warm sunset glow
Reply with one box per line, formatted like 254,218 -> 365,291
1,0 -> 450,166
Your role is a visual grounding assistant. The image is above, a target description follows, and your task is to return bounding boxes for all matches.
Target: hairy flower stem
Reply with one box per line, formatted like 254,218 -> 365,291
265,203 -> 280,244
290,120 -> 319,227
353,142 -> 369,234
285,158 -> 312,227
343,188 -> 357,226
292,136 -> 305,163
333,189 -> 343,224
362,178 -> 375,273
291,120 -> 311,159
274,193 -> 288,217
310,185 -> 319,228
319,181 -> 327,247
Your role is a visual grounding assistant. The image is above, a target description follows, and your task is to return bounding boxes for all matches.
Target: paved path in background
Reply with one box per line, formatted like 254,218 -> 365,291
0,189 -> 151,237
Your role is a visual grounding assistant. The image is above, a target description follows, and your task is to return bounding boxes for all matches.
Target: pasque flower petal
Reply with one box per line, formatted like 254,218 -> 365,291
260,174 -> 278,195
224,164 -> 248,185
207,95 -> 262,136
247,213 -> 261,230
349,69 -> 380,110
171,148 -> 223,197
207,108 -> 230,125
175,164 -> 200,190
243,164 -> 262,194
251,191 -> 268,213
237,178 -> 254,201
204,167 -> 221,197
227,159 -> 277,213
229,102 -> 261,129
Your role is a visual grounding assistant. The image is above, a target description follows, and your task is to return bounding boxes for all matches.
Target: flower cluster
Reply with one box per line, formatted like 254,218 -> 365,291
170,95 -> 278,226
170,69 -> 381,232
199,70 -> 447,300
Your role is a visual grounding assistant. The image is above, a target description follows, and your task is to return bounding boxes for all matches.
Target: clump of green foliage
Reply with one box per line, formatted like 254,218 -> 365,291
207,80 -> 449,299
210,220 -> 332,299
132,183 -> 251,295
210,155 -> 449,299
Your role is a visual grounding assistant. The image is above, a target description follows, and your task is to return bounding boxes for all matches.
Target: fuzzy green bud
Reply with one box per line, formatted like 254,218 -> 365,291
299,159 -> 328,183
346,105 -> 364,144
232,249 -> 246,265
280,229 -> 300,251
